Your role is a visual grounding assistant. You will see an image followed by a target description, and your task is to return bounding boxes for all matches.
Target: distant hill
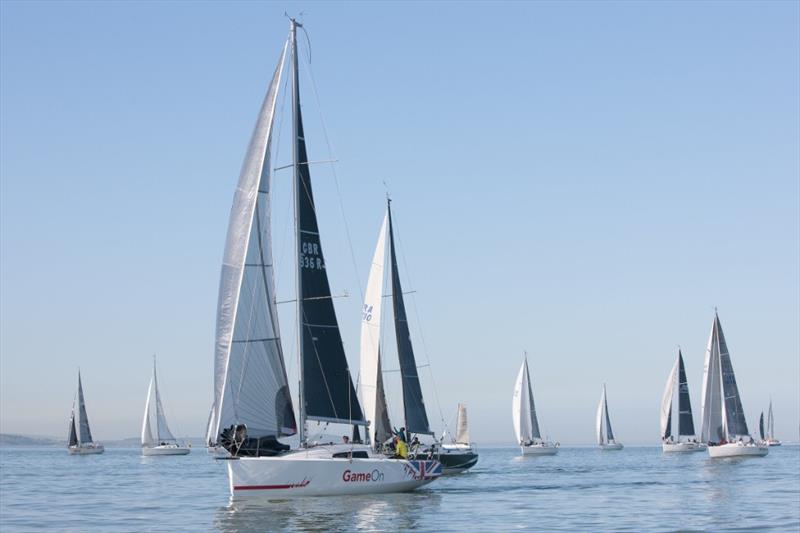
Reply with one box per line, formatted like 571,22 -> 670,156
0,433 -> 62,446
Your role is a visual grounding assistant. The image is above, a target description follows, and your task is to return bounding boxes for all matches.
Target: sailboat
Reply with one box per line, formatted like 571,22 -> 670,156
596,384 -> 623,450
206,19 -> 441,497
512,355 -> 558,455
141,358 -> 190,456
67,371 -> 104,455
359,200 -> 477,473
660,350 -> 705,452
765,400 -> 781,446
437,404 -> 479,473
699,311 -> 768,458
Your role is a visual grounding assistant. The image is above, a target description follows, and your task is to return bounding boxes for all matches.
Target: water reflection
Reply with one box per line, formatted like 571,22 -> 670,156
214,490 -> 442,532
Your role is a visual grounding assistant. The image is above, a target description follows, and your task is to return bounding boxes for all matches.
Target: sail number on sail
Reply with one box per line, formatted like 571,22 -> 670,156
301,241 -> 324,270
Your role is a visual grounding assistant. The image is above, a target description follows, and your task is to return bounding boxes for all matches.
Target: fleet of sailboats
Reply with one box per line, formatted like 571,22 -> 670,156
141,358 -> 190,456
67,371 -> 104,455
596,384 -> 623,450
660,350 -> 705,452
513,355 -> 558,455
699,312 -> 768,458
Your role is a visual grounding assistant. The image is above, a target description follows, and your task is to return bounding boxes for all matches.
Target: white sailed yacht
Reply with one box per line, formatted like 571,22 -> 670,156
660,350 -> 705,452
699,311 -> 767,458
67,371 -> 104,455
437,404 -> 480,473
597,384 -> 623,450
359,200 -> 477,473
765,400 -> 781,446
206,19 -> 441,498
513,355 -> 558,456
141,358 -> 190,456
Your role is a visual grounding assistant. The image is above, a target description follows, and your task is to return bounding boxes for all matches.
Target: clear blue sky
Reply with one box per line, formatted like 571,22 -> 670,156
1,1 -> 798,445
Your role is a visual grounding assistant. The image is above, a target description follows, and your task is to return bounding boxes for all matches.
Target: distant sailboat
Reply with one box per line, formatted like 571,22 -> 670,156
660,350 -> 705,452
513,355 -> 558,455
438,403 -> 480,473
141,358 -> 190,456
699,311 -> 767,458
67,371 -> 104,455
206,19 -> 441,497
596,384 -> 623,450
766,400 -> 781,446
758,412 -> 765,442
359,200 -> 477,473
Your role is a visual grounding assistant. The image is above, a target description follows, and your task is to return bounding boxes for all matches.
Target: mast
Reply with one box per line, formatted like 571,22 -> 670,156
290,17 -> 305,446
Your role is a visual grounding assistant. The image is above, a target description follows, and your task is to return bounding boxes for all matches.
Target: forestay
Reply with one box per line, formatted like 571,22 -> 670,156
210,42 -> 296,445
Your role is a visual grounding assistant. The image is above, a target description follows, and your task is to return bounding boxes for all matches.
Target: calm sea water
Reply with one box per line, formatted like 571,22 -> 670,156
1,445 -> 798,531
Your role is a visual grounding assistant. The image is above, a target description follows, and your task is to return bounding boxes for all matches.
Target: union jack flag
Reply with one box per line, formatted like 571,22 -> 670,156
405,459 -> 443,480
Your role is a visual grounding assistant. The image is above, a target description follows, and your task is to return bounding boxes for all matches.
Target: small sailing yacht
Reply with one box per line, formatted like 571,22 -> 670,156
206,19 -> 440,497
699,311 -> 767,458
67,371 -> 104,455
141,358 -> 190,456
513,355 -> 558,456
660,350 -> 705,452
765,400 -> 781,446
597,384 -> 623,450
438,404 -> 479,473
359,200 -> 476,473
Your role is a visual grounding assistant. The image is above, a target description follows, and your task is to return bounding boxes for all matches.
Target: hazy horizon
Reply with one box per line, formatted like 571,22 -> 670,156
2,2 -> 798,446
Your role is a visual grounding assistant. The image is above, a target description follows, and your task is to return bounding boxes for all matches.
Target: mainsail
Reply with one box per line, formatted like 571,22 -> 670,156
513,358 -> 541,444
359,214 -> 392,446
76,372 -> 94,445
455,403 -> 470,445
758,412 -> 765,441
661,350 -> 696,440
597,385 -> 615,444
388,202 -> 431,435
142,360 -> 177,447
292,30 -> 364,428
210,42 -> 296,445
767,400 -> 775,440
676,352 -> 696,437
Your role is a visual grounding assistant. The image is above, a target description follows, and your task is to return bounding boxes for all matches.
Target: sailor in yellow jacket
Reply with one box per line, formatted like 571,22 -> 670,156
394,436 -> 408,459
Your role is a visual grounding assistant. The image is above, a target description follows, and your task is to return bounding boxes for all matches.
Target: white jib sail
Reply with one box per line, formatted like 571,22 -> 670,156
512,359 -> 533,444
359,213 -> 388,447
596,386 -> 606,445
142,363 -> 177,447
660,357 -> 679,439
455,403 -> 469,444
699,317 -> 723,443
211,41 -> 295,443
141,375 -> 156,447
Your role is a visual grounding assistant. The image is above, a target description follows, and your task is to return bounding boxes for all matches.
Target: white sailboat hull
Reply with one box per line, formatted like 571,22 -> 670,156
227,449 -> 441,498
766,440 -> 782,447
662,441 -> 706,453
520,443 -> 559,456
599,442 -> 624,451
68,444 -> 105,455
142,444 -> 191,456
707,442 -> 768,458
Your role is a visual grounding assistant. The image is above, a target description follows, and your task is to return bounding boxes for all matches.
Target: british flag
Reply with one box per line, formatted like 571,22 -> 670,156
405,459 -> 443,480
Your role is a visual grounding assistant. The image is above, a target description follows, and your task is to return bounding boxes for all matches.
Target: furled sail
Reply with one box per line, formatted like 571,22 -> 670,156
455,403 -> 470,444
211,42 -> 296,445
676,351 -> 695,437
293,38 -> 364,427
359,213 -> 390,446
388,203 -> 431,435
76,372 -> 94,445
142,360 -> 177,447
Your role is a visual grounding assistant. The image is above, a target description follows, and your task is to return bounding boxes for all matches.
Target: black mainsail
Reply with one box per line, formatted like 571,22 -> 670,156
716,315 -> 749,437
387,202 -> 432,435
68,410 -> 78,447
292,23 -> 364,431
677,351 -> 696,437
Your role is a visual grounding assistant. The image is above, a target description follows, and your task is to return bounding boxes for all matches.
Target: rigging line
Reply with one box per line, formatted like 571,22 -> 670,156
301,43 -> 366,308
391,208 -> 447,430
274,66 -> 294,315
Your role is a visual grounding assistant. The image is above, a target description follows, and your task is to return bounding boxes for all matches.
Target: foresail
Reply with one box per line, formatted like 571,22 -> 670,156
359,213 -> 388,446
660,357 -> 678,439
455,403 -> 470,444
759,412 -> 765,441
700,316 -> 724,443
141,376 -> 155,447
212,42 -> 297,444
374,354 -> 393,446
68,410 -> 78,447
513,360 -> 531,443
767,401 -> 775,440
154,368 -> 176,442
388,204 -> 431,435
596,389 -> 605,445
